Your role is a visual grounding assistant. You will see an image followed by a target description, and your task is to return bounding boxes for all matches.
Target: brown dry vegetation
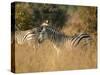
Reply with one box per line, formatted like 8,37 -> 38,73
11,3 -> 97,73
14,23 -> 97,73
14,34 -> 97,73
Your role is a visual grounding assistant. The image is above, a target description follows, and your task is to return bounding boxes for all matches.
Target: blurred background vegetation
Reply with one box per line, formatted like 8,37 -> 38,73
11,2 -> 97,34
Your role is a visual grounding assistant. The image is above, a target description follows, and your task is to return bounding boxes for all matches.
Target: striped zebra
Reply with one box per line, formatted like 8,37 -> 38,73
11,28 -> 38,48
36,26 -> 91,55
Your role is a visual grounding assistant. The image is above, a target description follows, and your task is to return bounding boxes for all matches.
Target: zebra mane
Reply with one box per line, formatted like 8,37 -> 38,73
44,26 -> 66,43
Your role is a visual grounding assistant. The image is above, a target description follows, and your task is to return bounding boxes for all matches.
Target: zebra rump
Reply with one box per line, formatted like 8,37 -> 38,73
11,28 -> 38,45
71,33 -> 91,47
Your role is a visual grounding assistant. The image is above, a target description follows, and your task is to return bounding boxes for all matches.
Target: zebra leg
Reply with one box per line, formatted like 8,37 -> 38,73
83,38 -> 91,49
33,40 -> 40,50
53,44 -> 60,56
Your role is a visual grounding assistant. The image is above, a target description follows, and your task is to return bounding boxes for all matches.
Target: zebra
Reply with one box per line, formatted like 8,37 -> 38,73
22,19 -> 49,42
11,28 -> 38,48
36,26 -> 91,55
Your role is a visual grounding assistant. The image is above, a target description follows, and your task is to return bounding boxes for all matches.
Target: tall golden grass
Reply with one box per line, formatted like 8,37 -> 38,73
14,28 -> 97,73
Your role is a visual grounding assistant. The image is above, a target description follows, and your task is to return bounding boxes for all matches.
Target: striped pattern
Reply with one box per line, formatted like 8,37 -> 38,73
11,28 -> 38,45
37,26 -> 91,55
37,26 -> 90,47
14,26 -> 91,55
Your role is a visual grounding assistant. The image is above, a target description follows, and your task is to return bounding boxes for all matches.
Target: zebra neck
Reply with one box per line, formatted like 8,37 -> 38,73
48,33 -> 66,44
46,26 -> 67,43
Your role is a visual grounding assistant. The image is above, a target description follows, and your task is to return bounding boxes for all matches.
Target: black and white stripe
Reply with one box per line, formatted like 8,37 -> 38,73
11,28 -> 38,45
37,26 -> 91,47
23,26 -> 91,55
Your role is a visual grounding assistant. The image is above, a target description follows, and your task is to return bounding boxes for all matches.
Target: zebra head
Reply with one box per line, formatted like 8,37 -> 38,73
37,26 -> 48,43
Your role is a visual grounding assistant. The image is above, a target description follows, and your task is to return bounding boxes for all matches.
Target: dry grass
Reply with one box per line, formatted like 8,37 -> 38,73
13,30 -> 97,73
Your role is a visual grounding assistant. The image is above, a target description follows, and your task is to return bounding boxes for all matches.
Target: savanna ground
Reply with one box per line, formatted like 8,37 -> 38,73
11,2 -> 97,73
